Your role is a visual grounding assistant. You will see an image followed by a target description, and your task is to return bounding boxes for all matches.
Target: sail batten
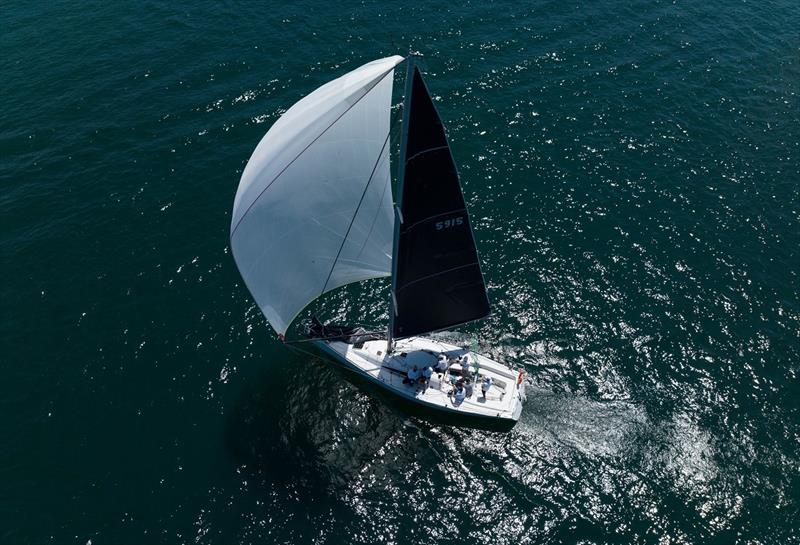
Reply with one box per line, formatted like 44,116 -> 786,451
396,262 -> 481,293
406,145 -> 450,164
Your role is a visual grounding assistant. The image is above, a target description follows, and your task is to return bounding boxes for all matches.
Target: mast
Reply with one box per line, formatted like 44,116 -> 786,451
387,54 -> 416,353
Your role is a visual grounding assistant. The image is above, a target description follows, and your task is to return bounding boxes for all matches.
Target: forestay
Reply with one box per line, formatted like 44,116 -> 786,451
231,55 -> 404,335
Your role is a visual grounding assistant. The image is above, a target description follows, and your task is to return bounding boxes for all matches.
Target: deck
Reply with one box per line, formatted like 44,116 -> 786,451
316,336 -> 523,422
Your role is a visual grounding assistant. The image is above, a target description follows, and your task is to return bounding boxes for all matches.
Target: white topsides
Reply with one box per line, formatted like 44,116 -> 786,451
230,56 -> 404,335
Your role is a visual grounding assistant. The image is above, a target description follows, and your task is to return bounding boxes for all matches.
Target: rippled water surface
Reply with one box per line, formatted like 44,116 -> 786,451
2,1 -> 798,543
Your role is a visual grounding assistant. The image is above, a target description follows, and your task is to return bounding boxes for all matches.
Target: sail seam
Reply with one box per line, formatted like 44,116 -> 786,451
320,131 -> 392,294
230,66 -> 397,240
395,262 -> 481,294
405,145 -> 449,164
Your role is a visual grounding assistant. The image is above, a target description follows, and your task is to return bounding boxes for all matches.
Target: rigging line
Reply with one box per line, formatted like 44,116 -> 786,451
230,65 -> 398,240
354,99 -> 401,259
320,130 -> 392,295
354,162 -> 392,258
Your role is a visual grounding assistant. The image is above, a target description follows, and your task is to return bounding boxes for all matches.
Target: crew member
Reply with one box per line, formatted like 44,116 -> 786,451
481,376 -> 493,399
460,353 -> 472,377
407,365 -> 421,386
435,354 -> 449,375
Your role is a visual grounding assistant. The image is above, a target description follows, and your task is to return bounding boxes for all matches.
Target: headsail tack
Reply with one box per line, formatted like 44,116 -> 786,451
390,63 -> 491,339
231,55 -> 404,335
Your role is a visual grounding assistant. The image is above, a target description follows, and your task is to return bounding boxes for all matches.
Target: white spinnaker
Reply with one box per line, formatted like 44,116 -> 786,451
231,56 -> 403,335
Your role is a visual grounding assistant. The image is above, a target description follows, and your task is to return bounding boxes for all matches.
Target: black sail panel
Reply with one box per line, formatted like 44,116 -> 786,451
391,66 -> 490,339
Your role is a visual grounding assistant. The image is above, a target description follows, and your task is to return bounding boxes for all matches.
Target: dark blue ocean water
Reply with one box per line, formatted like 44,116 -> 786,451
2,1 -> 799,543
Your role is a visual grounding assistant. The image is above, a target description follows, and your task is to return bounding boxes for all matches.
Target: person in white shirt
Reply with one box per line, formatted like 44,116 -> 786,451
454,385 -> 466,404
481,376 -> 493,399
435,354 -> 449,374
460,353 -> 472,377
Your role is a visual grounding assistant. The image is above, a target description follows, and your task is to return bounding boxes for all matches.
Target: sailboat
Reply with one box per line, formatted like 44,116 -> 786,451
230,55 -> 525,428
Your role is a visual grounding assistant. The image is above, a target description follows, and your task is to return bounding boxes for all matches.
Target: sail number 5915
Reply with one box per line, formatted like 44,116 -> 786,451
435,216 -> 464,230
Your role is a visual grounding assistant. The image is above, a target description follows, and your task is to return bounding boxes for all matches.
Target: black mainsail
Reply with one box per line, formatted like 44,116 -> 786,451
389,61 -> 490,340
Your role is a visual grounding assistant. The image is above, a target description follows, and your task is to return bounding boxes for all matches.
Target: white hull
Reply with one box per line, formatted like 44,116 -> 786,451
314,336 -> 524,428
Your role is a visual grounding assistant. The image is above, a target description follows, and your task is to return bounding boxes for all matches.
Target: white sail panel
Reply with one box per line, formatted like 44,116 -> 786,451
231,56 -> 403,335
